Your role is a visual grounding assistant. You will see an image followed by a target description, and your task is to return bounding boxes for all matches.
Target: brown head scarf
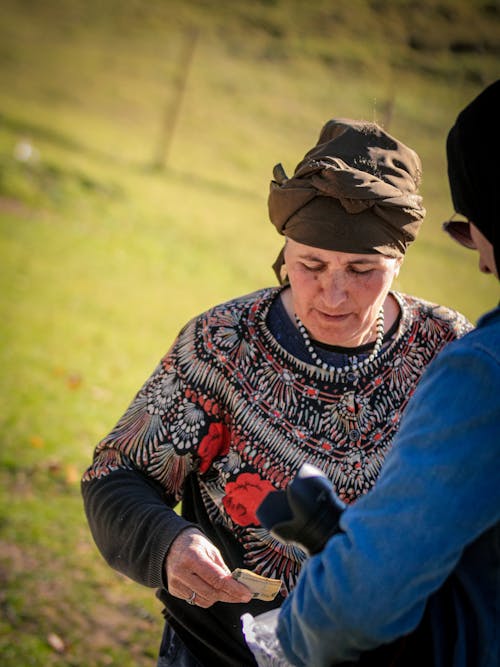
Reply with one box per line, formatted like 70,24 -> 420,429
268,118 -> 426,282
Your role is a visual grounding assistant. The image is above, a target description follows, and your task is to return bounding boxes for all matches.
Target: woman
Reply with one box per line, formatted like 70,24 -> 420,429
81,119 -> 471,667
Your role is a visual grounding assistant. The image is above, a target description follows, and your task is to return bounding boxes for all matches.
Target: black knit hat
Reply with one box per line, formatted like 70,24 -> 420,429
445,79 -> 500,277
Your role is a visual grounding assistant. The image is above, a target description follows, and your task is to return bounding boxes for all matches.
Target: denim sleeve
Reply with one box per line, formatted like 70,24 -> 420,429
277,337 -> 500,667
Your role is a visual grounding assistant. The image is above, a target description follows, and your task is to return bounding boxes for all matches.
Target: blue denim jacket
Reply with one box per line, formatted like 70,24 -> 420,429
278,306 -> 500,667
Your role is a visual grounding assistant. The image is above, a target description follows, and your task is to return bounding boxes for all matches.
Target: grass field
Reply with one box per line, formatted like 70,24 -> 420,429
1,1 -> 499,664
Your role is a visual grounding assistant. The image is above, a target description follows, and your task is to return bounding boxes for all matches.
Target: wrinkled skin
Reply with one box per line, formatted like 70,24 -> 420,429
165,528 -> 253,608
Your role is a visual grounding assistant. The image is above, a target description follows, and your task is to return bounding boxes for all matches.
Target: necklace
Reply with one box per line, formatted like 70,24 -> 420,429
295,307 -> 385,375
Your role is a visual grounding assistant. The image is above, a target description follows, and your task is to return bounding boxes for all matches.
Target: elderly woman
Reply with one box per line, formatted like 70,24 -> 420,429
82,119 -> 471,667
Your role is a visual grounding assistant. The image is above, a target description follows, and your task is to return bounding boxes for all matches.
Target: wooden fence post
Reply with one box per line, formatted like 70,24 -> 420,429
152,27 -> 199,170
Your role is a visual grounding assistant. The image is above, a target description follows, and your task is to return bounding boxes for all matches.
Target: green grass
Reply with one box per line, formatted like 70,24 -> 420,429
0,0 -> 499,664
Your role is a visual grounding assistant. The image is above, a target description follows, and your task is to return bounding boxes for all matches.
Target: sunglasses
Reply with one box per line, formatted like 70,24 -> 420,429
442,214 -> 476,250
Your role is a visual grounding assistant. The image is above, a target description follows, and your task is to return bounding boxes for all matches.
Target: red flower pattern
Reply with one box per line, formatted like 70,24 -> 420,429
198,422 -> 230,473
222,472 -> 275,527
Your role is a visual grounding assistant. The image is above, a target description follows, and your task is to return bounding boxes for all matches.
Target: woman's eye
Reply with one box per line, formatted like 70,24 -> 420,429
301,263 -> 323,272
349,267 -> 374,275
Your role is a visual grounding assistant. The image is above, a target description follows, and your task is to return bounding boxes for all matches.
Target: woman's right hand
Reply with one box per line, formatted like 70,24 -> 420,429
165,527 -> 253,608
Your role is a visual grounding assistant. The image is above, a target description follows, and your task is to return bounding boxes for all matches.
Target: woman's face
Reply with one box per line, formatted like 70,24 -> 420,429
284,238 -> 402,347
469,223 -> 498,279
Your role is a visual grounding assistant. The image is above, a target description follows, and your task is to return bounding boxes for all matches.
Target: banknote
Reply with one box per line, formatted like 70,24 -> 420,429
231,568 -> 282,602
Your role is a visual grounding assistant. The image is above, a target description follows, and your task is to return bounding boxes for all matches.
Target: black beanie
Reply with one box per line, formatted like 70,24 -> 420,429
446,79 -> 500,277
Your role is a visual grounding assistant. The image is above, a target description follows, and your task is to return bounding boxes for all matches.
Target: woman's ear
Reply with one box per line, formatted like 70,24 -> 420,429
280,264 -> 288,283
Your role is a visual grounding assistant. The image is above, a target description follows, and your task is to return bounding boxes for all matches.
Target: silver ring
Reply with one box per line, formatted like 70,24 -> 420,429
187,590 -> 196,605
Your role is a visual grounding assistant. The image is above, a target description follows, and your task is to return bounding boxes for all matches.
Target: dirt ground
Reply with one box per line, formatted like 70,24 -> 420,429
0,534 -> 162,666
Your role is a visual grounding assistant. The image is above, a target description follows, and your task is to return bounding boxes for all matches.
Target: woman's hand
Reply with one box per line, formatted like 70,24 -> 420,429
165,527 -> 253,608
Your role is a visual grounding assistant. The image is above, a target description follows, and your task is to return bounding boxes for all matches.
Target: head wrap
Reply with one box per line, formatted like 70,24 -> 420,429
445,79 -> 500,278
268,118 -> 426,282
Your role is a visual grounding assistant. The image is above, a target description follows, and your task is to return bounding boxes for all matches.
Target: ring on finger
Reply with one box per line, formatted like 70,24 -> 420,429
186,590 -> 196,605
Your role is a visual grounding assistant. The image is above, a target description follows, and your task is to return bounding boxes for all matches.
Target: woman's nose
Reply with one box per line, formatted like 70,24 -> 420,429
321,273 -> 348,306
479,257 -> 492,274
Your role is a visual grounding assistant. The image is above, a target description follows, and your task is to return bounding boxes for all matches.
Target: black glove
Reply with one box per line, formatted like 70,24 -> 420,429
256,463 -> 345,555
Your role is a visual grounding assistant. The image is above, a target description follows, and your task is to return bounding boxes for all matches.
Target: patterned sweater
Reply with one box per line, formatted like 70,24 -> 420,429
82,287 -> 471,666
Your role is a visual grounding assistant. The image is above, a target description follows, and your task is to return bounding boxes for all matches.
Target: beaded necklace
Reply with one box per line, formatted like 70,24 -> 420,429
294,307 -> 385,375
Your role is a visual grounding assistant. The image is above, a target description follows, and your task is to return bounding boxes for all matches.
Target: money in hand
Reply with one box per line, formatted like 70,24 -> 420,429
231,568 -> 282,602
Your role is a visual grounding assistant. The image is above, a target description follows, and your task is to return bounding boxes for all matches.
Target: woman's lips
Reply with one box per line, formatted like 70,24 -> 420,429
316,310 -> 350,322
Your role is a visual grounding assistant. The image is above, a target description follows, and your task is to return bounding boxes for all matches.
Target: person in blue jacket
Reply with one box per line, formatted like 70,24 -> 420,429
277,80 -> 500,667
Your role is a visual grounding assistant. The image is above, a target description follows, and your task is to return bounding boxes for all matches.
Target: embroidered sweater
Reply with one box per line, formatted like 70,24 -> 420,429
81,287 -> 471,666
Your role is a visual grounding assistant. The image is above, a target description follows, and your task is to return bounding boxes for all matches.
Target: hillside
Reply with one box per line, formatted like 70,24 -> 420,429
0,1 -> 498,665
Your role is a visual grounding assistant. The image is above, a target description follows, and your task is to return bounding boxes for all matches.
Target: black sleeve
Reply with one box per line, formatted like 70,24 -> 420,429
81,468 -> 194,588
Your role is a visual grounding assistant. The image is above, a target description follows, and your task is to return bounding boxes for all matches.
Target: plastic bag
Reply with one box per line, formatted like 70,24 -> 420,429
241,609 -> 292,667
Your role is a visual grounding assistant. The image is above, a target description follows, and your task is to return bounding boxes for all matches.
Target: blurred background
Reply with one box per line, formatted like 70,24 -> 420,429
0,0 -> 498,664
